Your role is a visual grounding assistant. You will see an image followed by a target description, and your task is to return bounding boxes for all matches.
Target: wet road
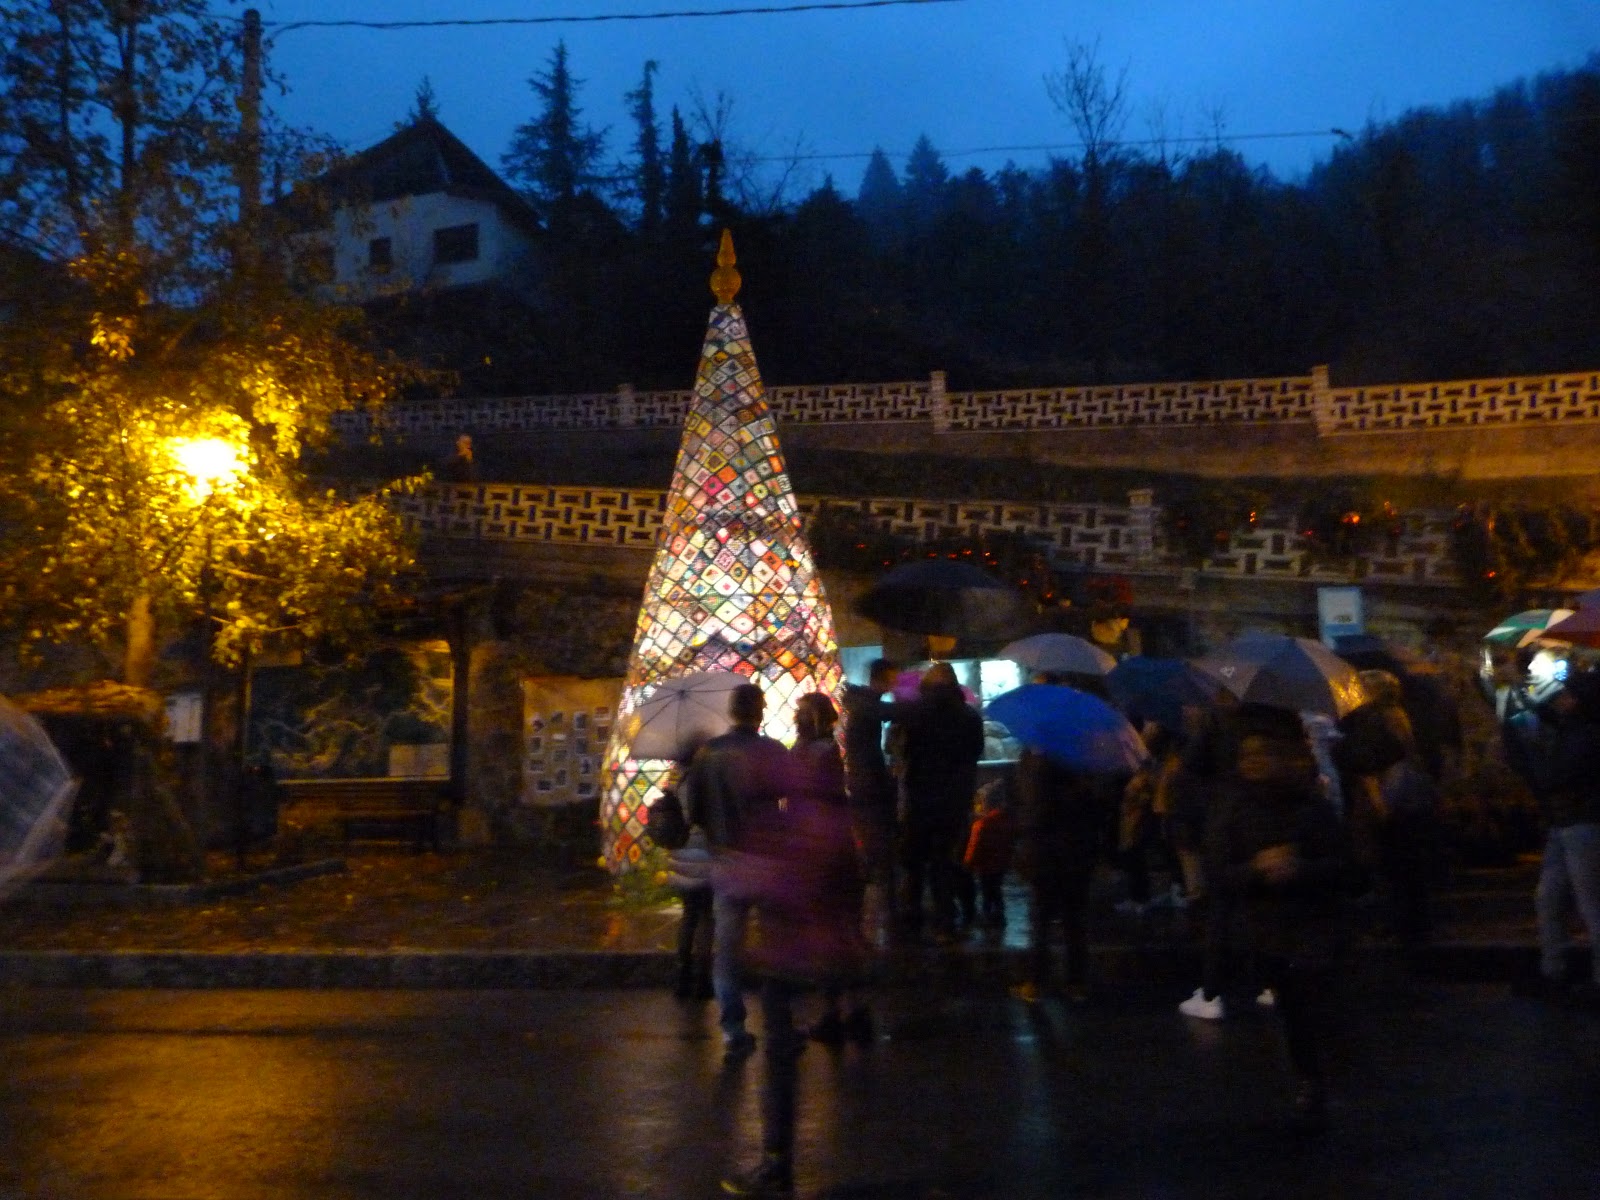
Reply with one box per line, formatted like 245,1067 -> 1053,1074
1,971 -> 1596,1199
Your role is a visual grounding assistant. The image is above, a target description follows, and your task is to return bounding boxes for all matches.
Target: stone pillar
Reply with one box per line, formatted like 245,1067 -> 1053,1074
1127,487 -> 1158,566
616,382 -> 636,428
1309,364 -> 1334,438
464,639 -> 524,845
929,370 -> 949,433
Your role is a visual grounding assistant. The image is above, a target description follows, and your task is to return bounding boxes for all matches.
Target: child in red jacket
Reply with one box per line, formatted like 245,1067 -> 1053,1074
964,778 -> 1016,929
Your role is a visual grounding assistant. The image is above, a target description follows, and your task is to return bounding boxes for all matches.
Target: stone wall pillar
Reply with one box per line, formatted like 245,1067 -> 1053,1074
1127,487 -> 1158,565
462,639 -> 524,845
1309,363 -> 1334,438
929,370 -> 949,433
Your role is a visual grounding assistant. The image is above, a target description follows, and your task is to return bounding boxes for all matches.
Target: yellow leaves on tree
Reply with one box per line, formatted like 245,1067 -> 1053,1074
0,253 -> 428,686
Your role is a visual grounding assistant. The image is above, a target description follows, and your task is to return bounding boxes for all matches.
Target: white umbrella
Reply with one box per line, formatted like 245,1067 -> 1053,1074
999,632 -> 1117,676
0,696 -> 78,898
623,672 -> 749,761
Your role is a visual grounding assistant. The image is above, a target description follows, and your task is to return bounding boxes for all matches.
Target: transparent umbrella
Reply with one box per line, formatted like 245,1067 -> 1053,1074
623,672 -> 749,761
0,696 -> 78,898
999,633 -> 1117,677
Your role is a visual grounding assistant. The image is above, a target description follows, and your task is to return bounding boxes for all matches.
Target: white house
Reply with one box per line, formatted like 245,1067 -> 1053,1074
288,116 -> 541,304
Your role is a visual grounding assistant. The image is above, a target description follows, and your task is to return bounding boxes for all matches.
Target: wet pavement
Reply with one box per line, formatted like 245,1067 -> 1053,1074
1,965 -> 1596,1199
0,849 -> 1542,953
0,852 -> 680,954
0,849 -> 1563,989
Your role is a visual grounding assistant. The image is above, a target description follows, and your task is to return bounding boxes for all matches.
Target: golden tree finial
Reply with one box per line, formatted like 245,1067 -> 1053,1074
710,228 -> 741,304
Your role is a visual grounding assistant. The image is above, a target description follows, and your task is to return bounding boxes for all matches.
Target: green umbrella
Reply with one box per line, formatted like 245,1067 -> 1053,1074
1483,609 -> 1575,648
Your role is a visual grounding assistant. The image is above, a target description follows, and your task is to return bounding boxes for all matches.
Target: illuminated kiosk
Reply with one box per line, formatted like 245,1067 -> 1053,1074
598,232 -> 844,871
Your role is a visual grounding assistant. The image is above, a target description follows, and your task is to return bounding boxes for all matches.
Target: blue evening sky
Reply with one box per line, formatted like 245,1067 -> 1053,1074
256,0 -> 1600,193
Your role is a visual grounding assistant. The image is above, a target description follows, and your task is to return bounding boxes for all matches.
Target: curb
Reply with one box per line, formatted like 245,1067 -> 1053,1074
14,859 -> 348,907
0,941 -> 1552,991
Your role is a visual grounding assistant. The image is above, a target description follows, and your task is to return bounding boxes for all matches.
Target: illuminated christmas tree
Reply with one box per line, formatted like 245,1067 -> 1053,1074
598,232 -> 843,871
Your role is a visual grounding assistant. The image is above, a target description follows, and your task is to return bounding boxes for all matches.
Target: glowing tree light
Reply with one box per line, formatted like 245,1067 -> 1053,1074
598,231 -> 843,871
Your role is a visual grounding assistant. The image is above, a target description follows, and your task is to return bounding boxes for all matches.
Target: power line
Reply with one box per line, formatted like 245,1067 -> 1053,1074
753,110 -> 1600,165
263,0 -> 963,36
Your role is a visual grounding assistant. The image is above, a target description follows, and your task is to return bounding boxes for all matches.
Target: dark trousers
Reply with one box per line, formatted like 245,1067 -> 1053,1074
1378,813 -> 1435,946
1028,866 -> 1093,987
902,820 -> 964,933
760,977 -> 801,1164
851,803 -> 898,920
979,872 -> 1006,920
1200,894 -> 1252,1001
1257,954 -> 1338,1084
675,887 -> 713,973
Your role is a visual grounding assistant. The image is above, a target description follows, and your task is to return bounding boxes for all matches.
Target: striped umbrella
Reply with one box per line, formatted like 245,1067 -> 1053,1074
1539,607 -> 1600,650
1484,609 -> 1575,649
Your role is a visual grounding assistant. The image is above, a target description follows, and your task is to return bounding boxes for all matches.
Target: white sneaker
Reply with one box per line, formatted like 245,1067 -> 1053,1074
1178,988 -> 1224,1020
1256,988 -> 1276,1008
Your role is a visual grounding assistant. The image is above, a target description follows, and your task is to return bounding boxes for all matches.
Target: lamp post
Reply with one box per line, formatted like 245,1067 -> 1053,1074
167,435 -> 250,862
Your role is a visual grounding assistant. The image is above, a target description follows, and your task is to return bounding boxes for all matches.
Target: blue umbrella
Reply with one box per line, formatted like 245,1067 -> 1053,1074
1104,657 -> 1221,729
985,684 -> 1149,775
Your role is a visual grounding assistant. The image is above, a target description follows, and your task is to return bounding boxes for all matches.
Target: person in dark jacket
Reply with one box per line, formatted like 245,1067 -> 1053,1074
1209,703 -> 1357,1129
841,659 -> 909,938
894,663 -> 985,941
1012,746 -> 1113,1002
1528,667 -> 1600,1000
683,683 -> 791,1057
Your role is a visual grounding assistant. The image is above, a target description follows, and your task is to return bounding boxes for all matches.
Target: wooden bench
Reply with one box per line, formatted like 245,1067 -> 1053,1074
279,777 -> 456,852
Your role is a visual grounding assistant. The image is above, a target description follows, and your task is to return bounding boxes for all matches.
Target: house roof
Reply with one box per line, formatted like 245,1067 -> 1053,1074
281,116 -> 541,235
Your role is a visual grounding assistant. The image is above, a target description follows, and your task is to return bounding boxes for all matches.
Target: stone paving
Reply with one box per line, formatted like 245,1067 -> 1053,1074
0,849 -> 1542,953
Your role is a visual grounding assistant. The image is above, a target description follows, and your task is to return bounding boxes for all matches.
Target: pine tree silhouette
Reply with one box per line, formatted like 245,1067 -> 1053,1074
599,232 -> 843,870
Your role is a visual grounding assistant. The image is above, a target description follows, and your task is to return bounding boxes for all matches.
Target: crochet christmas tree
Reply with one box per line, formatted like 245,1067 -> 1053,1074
598,232 -> 843,870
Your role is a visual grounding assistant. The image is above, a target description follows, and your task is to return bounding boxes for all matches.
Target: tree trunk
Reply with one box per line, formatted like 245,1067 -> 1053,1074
124,590 -> 155,687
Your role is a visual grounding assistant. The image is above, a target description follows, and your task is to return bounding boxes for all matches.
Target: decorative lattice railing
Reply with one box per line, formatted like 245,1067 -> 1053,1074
395,482 -> 1462,588
335,365 -> 1600,439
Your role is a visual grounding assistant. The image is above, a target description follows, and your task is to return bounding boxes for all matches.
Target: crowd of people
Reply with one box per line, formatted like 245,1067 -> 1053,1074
647,648 -> 1598,1197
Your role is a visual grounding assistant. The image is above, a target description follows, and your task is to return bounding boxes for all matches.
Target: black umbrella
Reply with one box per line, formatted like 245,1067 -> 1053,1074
854,559 -> 1035,641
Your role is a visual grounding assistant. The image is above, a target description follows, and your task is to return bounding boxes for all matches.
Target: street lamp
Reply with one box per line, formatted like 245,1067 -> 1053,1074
166,433 -> 252,864
169,435 -> 248,501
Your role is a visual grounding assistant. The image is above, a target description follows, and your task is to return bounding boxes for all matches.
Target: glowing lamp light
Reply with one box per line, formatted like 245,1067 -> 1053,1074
170,436 -> 247,501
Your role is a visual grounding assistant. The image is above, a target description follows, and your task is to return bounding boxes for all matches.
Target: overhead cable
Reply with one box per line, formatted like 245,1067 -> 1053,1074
263,0 -> 962,36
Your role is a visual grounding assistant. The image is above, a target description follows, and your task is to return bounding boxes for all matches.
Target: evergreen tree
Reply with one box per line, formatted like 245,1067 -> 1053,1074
408,77 -> 441,123
623,61 -> 665,234
664,107 -> 703,237
856,147 -> 902,244
902,134 -> 951,231
502,41 -> 609,222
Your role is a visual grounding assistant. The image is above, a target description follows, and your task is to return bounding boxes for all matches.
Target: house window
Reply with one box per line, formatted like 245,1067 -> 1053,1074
433,223 -> 479,265
368,237 -> 392,271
